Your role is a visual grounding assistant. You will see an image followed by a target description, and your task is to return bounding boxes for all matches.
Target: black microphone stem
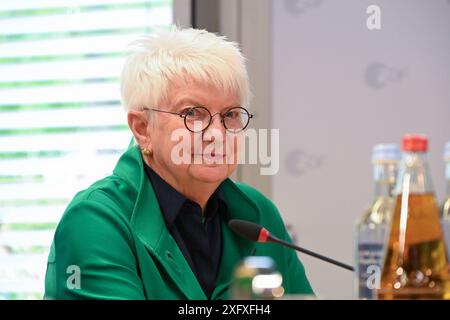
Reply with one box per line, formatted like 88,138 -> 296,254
269,236 -> 354,272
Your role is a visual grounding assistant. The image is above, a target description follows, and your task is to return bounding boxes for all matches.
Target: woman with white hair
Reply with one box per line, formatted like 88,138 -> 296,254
44,27 -> 313,299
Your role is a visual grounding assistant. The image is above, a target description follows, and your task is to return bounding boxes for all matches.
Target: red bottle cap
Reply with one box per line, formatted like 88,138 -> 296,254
402,134 -> 428,152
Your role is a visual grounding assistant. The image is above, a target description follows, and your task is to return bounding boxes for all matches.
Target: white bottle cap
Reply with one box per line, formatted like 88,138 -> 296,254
372,144 -> 400,162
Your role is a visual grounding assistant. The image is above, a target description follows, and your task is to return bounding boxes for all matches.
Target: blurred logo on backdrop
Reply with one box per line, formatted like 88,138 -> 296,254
285,149 -> 325,176
284,0 -> 325,15
365,62 -> 406,89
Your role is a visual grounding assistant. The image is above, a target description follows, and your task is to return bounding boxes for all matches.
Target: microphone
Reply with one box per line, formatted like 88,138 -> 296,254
228,219 -> 354,272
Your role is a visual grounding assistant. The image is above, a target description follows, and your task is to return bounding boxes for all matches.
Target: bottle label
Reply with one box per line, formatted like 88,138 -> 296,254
358,243 -> 384,299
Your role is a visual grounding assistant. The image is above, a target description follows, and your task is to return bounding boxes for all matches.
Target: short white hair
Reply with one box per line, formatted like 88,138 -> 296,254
120,27 -> 251,114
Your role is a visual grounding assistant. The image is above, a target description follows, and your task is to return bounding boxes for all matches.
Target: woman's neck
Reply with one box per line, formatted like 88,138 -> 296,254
144,156 -> 220,213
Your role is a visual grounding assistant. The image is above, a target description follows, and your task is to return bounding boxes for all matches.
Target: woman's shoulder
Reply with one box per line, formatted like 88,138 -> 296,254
63,174 -> 138,224
232,181 -> 276,210
229,180 -> 288,235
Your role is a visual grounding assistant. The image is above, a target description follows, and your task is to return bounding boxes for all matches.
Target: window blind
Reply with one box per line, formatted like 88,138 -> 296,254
0,0 -> 173,299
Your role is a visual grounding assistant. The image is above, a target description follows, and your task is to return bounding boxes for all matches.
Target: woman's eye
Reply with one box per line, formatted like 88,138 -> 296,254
182,108 -> 195,117
224,111 -> 238,118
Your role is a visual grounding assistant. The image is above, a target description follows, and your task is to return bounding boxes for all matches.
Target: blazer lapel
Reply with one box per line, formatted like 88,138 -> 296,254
211,179 -> 261,300
114,143 -> 206,299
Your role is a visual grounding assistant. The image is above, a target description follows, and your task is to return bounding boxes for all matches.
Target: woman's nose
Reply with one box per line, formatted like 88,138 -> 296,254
207,114 -> 224,130
202,115 -> 223,141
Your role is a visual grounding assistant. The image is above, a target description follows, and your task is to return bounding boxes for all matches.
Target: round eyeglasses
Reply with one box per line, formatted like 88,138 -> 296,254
142,106 -> 254,133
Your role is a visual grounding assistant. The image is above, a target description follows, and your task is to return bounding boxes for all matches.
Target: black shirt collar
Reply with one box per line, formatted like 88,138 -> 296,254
144,162 -> 226,227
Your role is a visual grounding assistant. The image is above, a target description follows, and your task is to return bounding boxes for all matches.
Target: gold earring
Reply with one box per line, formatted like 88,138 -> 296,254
142,147 -> 152,156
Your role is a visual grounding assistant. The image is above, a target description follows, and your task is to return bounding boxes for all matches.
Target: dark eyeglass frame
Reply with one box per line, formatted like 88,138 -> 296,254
142,106 -> 254,133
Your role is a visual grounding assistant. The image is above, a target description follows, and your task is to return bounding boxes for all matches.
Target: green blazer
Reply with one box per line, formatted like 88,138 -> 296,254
44,143 -> 313,299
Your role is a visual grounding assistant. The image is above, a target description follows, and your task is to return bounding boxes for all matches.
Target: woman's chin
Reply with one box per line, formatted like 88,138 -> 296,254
188,164 -> 231,183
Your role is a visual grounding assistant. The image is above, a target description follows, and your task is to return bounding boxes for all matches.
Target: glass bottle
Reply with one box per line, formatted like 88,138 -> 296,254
231,256 -> 284,299
354,144 -> 399,299
442,142 -> 450,219
441,142 -> 450,259
379,135 -> 450,299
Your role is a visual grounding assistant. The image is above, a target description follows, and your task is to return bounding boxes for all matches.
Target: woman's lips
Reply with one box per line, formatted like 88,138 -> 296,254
193,153 -> 226,162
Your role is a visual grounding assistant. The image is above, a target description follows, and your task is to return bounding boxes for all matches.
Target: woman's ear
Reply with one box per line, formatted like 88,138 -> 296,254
127,110 -> 150,147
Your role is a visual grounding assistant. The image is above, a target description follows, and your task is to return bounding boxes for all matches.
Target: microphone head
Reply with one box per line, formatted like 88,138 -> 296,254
228,219 -> 264,242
